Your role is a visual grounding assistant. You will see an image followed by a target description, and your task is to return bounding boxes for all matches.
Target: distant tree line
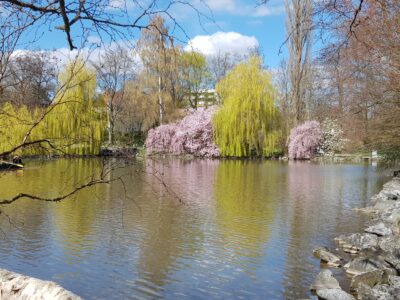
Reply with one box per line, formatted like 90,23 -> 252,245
276,0 -> 399,161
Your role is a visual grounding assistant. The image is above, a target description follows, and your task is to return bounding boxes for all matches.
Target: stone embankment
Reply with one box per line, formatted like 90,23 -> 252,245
0,269 -> 81,300
311,176 -> 400,300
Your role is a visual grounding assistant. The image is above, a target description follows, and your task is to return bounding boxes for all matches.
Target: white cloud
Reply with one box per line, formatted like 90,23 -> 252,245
206,0 -> 236,12
205,0 -> 285,16
253,5 -> 285,17
106,0 -> 136,10
12,41 -> 140,72
185,31 -> 259,57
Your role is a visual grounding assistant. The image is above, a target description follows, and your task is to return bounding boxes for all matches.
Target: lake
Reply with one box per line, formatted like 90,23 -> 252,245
0,158 -> 389,299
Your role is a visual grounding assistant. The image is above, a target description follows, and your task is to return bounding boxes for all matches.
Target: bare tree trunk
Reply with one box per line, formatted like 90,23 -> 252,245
108,104 -> 114,145
158,73 -> 163,124
285,0 -> 313,125
158,32 -> 164,124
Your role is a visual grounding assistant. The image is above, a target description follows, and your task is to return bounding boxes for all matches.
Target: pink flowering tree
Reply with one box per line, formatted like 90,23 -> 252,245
145,107 -> 220,157
288,121 -> 323,160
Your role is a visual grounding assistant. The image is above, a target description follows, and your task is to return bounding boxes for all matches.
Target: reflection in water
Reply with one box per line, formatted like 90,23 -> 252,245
0,158 -> 389,299
214,160 -> 277,267
139,159 -> 217,290
282,161 -> 388,298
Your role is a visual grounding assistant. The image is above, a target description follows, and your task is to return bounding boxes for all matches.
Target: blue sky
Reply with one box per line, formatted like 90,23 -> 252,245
181,0 -> 288,68
18,0 -> 288,68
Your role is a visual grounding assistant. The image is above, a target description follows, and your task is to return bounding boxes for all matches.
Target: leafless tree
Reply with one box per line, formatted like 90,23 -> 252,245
275,59 -> 290,140
0,9 -> 29,96
93,45 -> 135,145
285,0 -> 313,124
207,46 -> 261,88
1,51 -> 57,107
0,0 -> 212,50
208,51 -> 234,88
137,15 -> 180,124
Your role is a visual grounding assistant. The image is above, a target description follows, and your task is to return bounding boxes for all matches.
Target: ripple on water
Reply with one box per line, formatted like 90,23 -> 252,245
0,159 -> 389,299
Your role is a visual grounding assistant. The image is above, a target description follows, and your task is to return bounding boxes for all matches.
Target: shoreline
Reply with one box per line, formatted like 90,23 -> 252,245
0,269 -> 81,299
311,176 -> 400,299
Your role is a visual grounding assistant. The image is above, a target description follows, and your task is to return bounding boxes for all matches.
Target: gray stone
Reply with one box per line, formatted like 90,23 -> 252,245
358,282 -> 400,300
0,268 -> 81,299
310,270 -> 340,291
344,257 -> 390,276
365,222 -> 393,236
383,192 -> 399,201
335,233 -> 378,254
357,283 -> 389,300
313,247 -> 343,267
316,288 -> 355,300
382,208 -> 400,225
383,179 -> 400,195
375,200 -> 398,211
388,275 -> 400,287
371,179 -> 400,208
350,269 -> 396,293
383,253 -> 400,271
379,236 -> 400,253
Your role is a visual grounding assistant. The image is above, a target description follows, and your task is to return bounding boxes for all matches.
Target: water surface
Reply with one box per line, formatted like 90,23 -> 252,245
0,158 -> 389,299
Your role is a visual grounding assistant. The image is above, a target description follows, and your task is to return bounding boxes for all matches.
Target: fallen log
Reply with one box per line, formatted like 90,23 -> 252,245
0,161 -> 23,170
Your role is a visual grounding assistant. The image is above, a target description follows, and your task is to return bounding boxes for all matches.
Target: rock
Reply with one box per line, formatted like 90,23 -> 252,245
382,208 -> 400,225
379,236 -> 400,253
383,192 -> 398,201
365,222 -> 392,236
388,275 -> 400,287
358,282 -> 400,300
313,247 -> 343,267
335,233 -> 379,254
310,270 -> 341,291
0,268 -> 81,299
383,178 -> 400,194
344,257 -> 390,276
383,253 -> 400,271
374,200 -> 398,211
371,179 -> 400,207
350,269 -> 396,293
316,288 -> 355,300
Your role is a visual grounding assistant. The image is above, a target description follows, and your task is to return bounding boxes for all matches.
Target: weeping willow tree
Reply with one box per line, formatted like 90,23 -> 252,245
0,103 -> 33,155
0,59 -> 105,156
213,56 -> 281,157
47,59 -> 105,155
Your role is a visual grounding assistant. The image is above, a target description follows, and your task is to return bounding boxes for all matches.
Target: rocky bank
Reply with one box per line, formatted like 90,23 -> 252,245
311,176 -> 400,300
0,269 -> 81,300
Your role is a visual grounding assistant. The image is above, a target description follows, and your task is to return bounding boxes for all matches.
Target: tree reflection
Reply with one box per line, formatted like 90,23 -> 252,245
51,159 -> 107,257
137,158 -> 217,287
214,160 -> 278,273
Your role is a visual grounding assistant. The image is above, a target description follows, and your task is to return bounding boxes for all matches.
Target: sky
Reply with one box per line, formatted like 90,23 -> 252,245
183,0 -> 288,68
16,0 -> 288,69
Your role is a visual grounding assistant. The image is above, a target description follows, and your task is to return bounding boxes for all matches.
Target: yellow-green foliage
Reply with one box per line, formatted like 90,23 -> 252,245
0,60 -> 105,156
213,56 -> 281,157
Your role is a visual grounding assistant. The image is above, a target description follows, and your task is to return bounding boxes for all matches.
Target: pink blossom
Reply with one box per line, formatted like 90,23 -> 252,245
288,121 -> 323,160
145,107 -> 220,157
